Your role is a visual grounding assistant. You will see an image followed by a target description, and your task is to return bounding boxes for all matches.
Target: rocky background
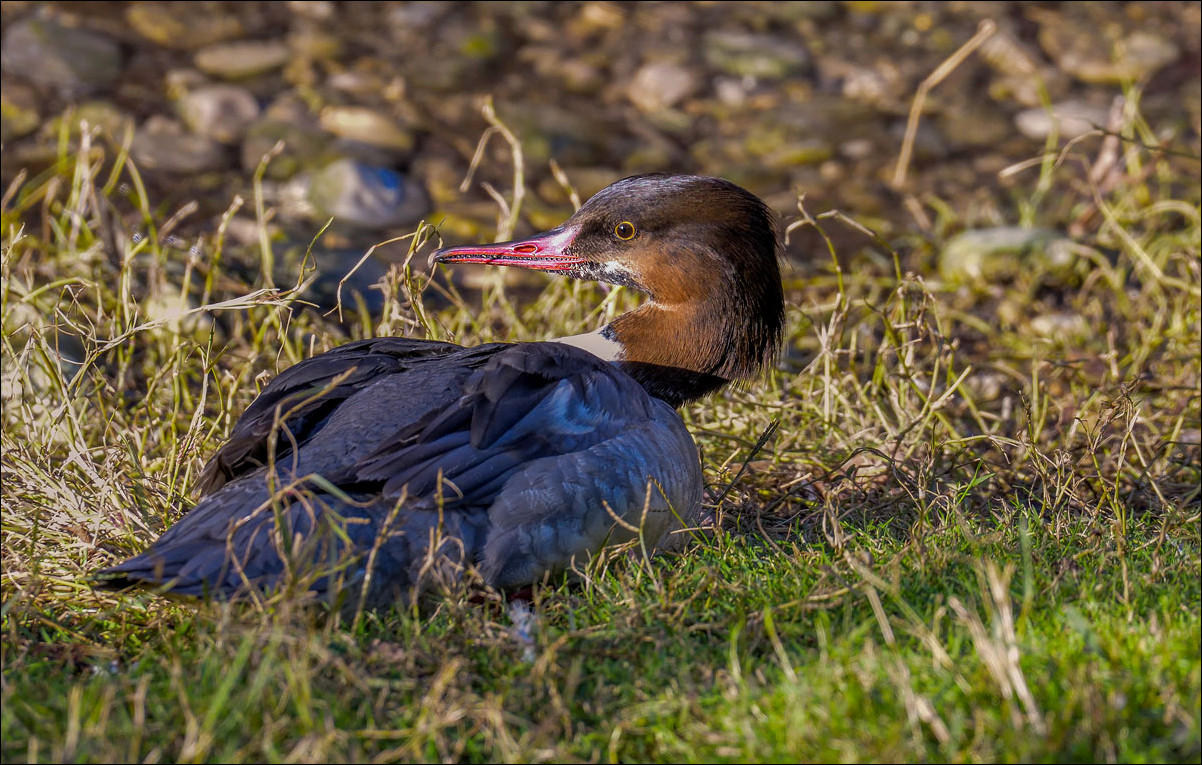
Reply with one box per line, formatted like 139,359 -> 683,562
2,1 -> 1199,312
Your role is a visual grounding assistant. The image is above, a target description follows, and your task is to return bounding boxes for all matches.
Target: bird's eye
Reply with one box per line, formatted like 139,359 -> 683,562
614,221 -> 636,240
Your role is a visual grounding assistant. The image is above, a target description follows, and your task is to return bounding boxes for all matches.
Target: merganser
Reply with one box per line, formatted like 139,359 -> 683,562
95,173 -> 785,610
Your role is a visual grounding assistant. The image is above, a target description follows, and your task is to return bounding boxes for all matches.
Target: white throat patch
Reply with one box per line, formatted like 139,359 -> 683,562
552,328 -> 624,362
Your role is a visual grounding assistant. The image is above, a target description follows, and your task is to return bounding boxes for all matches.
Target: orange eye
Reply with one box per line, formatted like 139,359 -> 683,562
614,221 -> 636,240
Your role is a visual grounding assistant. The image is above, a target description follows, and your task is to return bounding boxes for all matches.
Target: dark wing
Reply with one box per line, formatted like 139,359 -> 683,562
347,342 -> 704,590
97,343 -> 702,608
196,337 -> 462,494
351,341 -> 653,501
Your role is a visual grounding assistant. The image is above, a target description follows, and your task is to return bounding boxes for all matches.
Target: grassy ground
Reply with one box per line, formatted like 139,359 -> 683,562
2,106 -> 1200,762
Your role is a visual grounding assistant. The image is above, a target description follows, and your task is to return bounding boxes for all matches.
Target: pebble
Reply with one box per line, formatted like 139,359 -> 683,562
1014,101 -> 1111,141
1028,311 -> 1088,338
1039,19 -> 1179,85
125,2 -> 243,50
504,104 -> 619,168
132,116 -> 225,174
319,106 -> 415,153
178,85 -> 260,144
306,158 -> 430,230
627,62 -> 700,114
386,2 -> 454,33
194,40 -> 291,80
939,227 -> 1082,286
241,118 -> 330,179
0,81 -> 39,142
53,100 -> 135,142
703,31 -> 810,80
141,291 -> 211,335
714,77 -> 750,107
0,17 -> 122,93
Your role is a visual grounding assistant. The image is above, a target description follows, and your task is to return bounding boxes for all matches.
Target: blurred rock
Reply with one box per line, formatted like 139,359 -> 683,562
713,76 -> 750,107
288,28 -> 344,62
939,227 -> 1083,286
141,290 -> 212,335
838,139 -> 875,161
979,30 -> 1069,107
502,104 -> 620,168
1039,18 -> 1179,85
164,67 -> 208,97
387,2 -> 456,34
1014,101 -> 1111,141
194,40 -> 291,80
392,10 -> 510,94
964,369 -> 1008,403
704,31 -> 810,80
0,17 -> 123,93
319,106 -> 415,153
745,123 -> 834,167
258,175 -> 315,221
0,81 -> 39,142
52,100 -> 135,142
570,1 -> 626,37
627,62 -> 700,114
307,159 -> 430,230
125,2 -> 243,50
178,85 -> 260,144
242,118 -> 330,179
1028,311 -> 1089,339
133,116 -> 224,173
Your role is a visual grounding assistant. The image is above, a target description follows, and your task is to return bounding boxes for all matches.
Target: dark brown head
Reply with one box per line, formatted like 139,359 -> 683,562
432,173 -> 785,406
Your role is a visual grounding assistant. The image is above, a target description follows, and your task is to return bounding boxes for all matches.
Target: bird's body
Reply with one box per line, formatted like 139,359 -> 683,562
96,174 -> 784,610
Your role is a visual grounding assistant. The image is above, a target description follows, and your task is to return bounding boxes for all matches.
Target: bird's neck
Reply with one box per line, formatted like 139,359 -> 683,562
554,300 -> 735,408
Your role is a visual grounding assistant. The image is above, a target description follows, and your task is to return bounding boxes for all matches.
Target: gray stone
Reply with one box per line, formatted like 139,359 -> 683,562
307,158 -> 430,230
1014,101 -> 1111,141
194,40 -> 291,80
52,100 -> 135,142
939,227 -> 1084,286
319,107 -> 415,153
178,85 -> 260,144
132,116 -> 224,174
627,62 -> 700,114
0,17 -> 122,93
704,31 -> 809,80
242,119 -> 330,179
1040,20 -> 1179,85
126,2 -> 243,50
1028,311 -> 1088,338
0,81 -> 39,142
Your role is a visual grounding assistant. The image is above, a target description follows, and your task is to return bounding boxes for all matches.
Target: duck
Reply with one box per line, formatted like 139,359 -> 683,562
95,173 -> 785,610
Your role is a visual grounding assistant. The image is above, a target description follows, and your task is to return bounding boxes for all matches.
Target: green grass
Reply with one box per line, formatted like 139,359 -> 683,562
2,105 -> 1199,762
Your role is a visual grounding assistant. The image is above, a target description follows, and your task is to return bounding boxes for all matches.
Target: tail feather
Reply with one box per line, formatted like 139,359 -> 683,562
93,480 -> 492,610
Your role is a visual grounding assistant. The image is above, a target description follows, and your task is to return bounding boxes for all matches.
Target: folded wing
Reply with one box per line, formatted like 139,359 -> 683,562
97,342 -> 702,608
